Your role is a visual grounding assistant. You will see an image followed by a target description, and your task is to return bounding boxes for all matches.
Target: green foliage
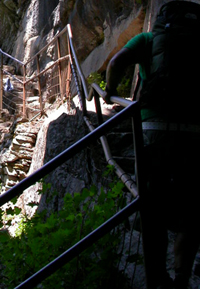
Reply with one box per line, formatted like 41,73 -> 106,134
117,76 -> 132,98
0,168 -> 134,289
87,72 -> 106,91
87,66 -> 134,98
117,64 -> 135,99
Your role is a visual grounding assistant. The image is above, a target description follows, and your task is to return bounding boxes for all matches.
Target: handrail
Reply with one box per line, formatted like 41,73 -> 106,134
0,100 -> 143,289
0,101 -> 139,206
0,25 -> 72,118
69,38 -> 152,287
67,27 -> 139,193
88,80 -> 107,101
24,26 -> 69,66
67,24 -> 89,102
24,55 -> 70,85
88,84 -> 138,197
15,197 -> 140,289
0,23 -> 149,288
0,48 -> 24,65
88,83 -> 136,107
2,68 -> 24,84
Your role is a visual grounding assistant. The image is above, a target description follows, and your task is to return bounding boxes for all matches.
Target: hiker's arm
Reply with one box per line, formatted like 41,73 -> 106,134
105,47 -> 134,103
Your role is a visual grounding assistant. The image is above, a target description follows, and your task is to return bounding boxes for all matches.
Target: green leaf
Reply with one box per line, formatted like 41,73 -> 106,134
5,207 -> 15,215
89,185 -> 97,196
103,165 -> 115,176
27,202 -> 38,208
73,192 -> 82,208
66,214 -> 75,222
14,207 -> 22,215
82,188 -> 90,199
11,197 -> 18,205
98,190 -> 106,204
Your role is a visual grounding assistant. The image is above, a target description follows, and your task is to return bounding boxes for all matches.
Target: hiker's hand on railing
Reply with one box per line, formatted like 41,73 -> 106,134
104,86 -> 117,104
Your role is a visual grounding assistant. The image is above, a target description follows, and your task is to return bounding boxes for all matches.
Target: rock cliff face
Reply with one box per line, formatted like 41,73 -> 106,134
1,0 -> 200,76
0,0 -> 147,76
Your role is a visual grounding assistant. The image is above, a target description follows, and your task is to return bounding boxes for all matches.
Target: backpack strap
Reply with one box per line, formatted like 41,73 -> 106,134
133,37 -> 153,101
132,71 -> 141,101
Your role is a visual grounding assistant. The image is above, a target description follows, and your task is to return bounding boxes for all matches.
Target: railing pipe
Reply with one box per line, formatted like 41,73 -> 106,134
94,91 -> 104,125
24,56 -> 69,86
14,197 -> 140,289
24,27 -> 69,66
36,55 -> 43,113
86,86 -> 138,197
68,53 -> 85,113
66,57 -> 71,99
88,83 -> 106,101
67,24 -> 89,102
0,102 -> 139,206
0,48 -> 24,66
22,64 -> 26,117
66,33 -> 71,99
88,83 -> 136,108
81,82 -> 87,115
82,112 -> 138,197
110,96 -> 136,107
57,37 -> 63,104
101,134 -> 138,197
66,26 -> 87,114
2,70 -> 23,84
0,26 -> 71,120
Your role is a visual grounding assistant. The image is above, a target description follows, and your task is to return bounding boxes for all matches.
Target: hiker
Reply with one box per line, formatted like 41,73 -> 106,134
4,77 -> 14,92
105,1 -> 200,288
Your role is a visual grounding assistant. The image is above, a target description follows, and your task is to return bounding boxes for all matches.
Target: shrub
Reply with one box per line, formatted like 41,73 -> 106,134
87,72 -> 106,91
0,168 -> 132,289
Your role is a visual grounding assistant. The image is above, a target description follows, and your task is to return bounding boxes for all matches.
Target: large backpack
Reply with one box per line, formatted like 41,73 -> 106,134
139,0 -> 200,122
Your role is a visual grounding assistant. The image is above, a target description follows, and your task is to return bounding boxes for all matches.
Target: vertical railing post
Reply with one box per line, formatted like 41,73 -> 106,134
94,90 -> 104,126
57,37 -> 63,104
36,55 -> 43,114
66,56 -> 71,100
66,33 -> 71,103
67,24 -> 88,116
23,64 -> 26,118
0,53 -> 3,117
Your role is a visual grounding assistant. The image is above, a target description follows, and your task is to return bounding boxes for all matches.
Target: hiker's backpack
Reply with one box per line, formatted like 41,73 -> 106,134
140,0 -> 200,122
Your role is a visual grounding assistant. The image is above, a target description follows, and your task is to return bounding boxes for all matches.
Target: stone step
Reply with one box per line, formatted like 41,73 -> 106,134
0,118 -> 42,194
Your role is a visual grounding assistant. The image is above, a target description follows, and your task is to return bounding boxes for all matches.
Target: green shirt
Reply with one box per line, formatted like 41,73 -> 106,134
124,32 -> 158,121
124,32 -> 153,82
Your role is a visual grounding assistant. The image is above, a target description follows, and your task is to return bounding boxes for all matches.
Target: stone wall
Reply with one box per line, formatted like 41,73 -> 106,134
1,0 -> 146,77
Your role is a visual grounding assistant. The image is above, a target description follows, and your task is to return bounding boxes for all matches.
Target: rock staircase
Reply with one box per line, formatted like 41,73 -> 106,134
0,66 -> 43,194
0,116 -> 43,193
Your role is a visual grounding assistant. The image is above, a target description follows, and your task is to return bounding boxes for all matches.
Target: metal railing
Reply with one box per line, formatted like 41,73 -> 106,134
0,24 -> 152,288
0,101 -> 144,289
67,25 -> 138,197
0,25 -> 71,120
